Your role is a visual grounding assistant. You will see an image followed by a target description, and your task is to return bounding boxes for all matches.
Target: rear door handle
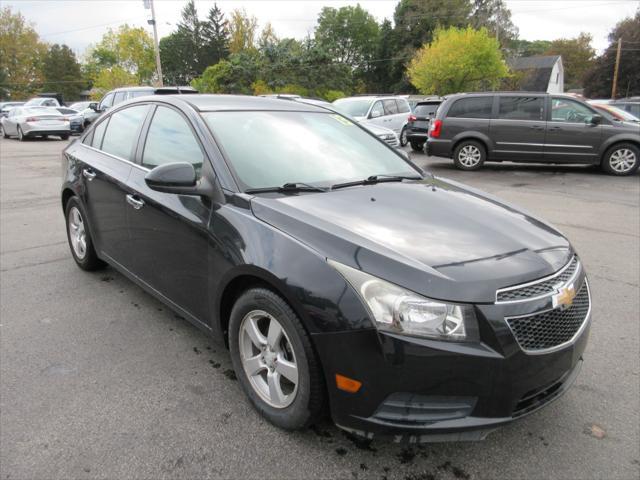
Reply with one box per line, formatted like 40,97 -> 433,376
126,194 -> 145,210
530,125 -> 544,130
82,168 -> 96,181
548,126 -> 561,131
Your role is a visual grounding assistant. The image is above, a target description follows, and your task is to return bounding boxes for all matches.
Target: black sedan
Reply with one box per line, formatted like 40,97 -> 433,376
61,95 -> 591,442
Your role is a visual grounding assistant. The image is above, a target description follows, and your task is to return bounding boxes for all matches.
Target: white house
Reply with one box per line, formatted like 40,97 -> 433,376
507,55 -> 564,93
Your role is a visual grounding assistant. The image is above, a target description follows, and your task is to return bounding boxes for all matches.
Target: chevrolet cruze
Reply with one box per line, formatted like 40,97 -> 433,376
61,95 -> 591,442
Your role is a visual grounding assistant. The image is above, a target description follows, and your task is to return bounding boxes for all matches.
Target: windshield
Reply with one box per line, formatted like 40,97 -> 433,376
203,111 -> 416,190
24,99 -> 42,106
332,98 -> 372,117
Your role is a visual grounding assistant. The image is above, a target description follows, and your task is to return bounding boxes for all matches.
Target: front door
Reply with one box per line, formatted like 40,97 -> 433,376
544,97 -> 602,163
78,105 -> 149,268
125,105 -> 211,323
490,95 -> 546,161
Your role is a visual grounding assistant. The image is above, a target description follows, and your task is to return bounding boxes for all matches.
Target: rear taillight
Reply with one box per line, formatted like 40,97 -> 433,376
429,119 -> 442,138
408,115 -> 416,122
26,117 -> 39,122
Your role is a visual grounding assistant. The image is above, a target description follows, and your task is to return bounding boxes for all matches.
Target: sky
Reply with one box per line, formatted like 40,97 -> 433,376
4,0 -> 639,58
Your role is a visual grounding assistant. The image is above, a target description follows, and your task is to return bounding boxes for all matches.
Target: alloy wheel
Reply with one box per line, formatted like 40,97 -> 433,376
68,206 -> 87,259
17,126 -> 24,141
239,309 -> 299,408
400,128 -> 408,146
458,145 -> 481,167
609,148 -> 636,173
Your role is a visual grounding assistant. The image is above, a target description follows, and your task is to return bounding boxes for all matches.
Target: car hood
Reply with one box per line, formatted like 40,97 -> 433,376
250,178 -> 572,303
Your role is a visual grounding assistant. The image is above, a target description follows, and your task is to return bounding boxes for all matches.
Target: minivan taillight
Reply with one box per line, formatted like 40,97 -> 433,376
429,119 -> 442,138
408,115 -> 417,122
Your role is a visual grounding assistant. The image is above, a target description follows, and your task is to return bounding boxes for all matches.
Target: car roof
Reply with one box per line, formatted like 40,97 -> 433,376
177,94 -> 326,112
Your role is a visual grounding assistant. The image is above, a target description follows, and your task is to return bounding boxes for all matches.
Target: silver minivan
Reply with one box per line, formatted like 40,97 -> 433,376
332,96 -> 411,137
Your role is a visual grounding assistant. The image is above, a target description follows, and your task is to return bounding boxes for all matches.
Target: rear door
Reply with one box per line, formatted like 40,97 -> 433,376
77,104 -> 150,268
382,99 -> 402,134
544,97 -> 602,163
125,104 -> 211,322
490,95 -> 546,160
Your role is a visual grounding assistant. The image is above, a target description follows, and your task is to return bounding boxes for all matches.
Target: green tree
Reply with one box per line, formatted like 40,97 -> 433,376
86,24 -> 155,86
42,44 -> 84,101
408,26 -> 509,94
0,6 -> 47,99
202,3 -> 229,65
315,5 -> 380,69
228,9 -> 258,54
369,19 -> 396,92
507,39 -> 552,57
470,0 -> 518,47
159,32 -> 192,85
91,66 -> 137,98
584,11 -> 640,98
543,33 -> 595,89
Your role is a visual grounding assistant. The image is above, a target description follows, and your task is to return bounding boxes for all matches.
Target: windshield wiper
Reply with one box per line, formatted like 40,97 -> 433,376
245,182 -> 329,194
331,174 -> 423,190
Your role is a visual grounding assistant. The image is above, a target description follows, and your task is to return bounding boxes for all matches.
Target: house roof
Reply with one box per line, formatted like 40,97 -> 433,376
507,55 -> 562,92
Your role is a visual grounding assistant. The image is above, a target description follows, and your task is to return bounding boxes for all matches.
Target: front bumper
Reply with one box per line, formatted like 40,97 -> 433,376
312,271 -> 591,442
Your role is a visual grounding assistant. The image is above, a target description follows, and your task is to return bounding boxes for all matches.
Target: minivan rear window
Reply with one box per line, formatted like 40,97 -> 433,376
414,103 -> 440,116
447,97 -> 492,118
498,97 -> 544,121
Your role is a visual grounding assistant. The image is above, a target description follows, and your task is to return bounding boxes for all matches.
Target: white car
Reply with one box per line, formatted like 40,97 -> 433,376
24,97 -> 61,108
0,106 -> 70,141
332,96 -> 411,139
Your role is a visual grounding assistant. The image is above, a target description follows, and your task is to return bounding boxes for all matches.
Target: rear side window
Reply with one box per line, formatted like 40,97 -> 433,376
113,92 -> 126,105
447,97 -> 493,118
100,105 -> 148,160
396,100 -> 411,114
91,119 -> 108,149
142,106 -> 203,175
498,97 -> 544,121
383,99 -> 399,115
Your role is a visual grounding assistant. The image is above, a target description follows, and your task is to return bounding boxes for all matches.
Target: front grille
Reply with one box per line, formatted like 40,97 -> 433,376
497,256 -> 579,302
506,281 -> 590,353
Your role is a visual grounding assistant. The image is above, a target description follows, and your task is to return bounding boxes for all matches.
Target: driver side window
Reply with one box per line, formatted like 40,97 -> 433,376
100,93 -> 115,110
370,101 -> 384,119
551,98 -> 594,123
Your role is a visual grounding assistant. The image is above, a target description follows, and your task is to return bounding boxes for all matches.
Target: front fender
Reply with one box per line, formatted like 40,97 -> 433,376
597,132 -> 640,159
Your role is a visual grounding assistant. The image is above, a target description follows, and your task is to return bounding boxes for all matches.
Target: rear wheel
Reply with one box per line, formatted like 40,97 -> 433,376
17,126 -> 26,141
60,134 -> 69,140
229,288 -> 324,430
453,140 -> 485,171
601,143 -> 639,176
410,140 -> 424,152
64,196 -> 105,271
0,124 -> 8,138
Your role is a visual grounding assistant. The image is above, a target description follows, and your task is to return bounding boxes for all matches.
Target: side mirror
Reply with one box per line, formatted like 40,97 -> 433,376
590,114 -> 603,125
89,102 -> 99,112
145,162 -> 198,194
369,110 -> 382,119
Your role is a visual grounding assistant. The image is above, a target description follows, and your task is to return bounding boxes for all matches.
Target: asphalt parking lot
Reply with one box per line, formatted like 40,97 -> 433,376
1,136 -> 638,480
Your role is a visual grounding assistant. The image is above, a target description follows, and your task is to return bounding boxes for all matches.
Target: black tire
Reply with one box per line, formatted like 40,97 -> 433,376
453,140 -> 486,171
400,127 -> 408,146
410,140 -> 424,152
60,134 -> 70,140
601,143 -> 640,176
229,288 -> 325,430
64,196 -> 105,271
0,124 -> 8,139
17,126 -> 26,141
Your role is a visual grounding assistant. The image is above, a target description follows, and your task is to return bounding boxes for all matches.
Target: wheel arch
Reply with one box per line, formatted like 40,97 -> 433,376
61,187 -> 76,211
599,138 -> 640,165
451,135 -> 490,159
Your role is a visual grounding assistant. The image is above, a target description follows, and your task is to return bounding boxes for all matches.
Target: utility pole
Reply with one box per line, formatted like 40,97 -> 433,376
611,38 -> 622,99
144,0 -> 163,87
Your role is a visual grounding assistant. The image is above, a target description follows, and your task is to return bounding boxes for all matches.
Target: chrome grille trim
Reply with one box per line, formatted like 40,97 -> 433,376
495,256 -> 580,304
505,280 -> 591,355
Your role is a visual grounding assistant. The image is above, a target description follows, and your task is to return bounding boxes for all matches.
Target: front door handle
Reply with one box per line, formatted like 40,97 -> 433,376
82,168 -> 96,181
126,194 -> 145,210
548,126 -> 561,131
530,125 -> 544,130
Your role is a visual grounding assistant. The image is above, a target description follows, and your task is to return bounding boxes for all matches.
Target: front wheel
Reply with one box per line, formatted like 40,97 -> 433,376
453,140 -> 486,171
0,124 -> 8,138
17,126 -> 26,141
601,143 -> 639,176
60,134 -> 69,140
400,127 -> 408,146
64,196 -> 105,271
229,288 -> 325,430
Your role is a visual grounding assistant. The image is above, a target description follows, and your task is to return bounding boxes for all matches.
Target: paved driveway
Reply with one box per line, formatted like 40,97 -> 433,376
1,137 -> 638,479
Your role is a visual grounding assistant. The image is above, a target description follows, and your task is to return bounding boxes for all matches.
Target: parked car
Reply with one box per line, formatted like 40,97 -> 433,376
0,101 -> 24,118
287,96 -> 401,148
90,85 -> 198,117
426,92 -> 640,175
1,106 -> 70,141
610,99 -> 640,119
24,96 -> 61,107
588,102 -> 640,123
332,96 -> 411,138
405,99 -> 443,151
54,107 -> 85,134
62,94 -> 591,442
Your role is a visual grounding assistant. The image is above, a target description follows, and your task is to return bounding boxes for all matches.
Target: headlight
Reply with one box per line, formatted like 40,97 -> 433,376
329,260 -> 477,342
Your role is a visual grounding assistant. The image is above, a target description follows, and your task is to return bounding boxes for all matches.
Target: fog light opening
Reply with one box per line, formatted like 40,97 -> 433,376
335,374 -> 362,393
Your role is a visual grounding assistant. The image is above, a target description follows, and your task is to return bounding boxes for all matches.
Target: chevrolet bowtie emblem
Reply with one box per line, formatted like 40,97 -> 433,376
553,284 -> 576,309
